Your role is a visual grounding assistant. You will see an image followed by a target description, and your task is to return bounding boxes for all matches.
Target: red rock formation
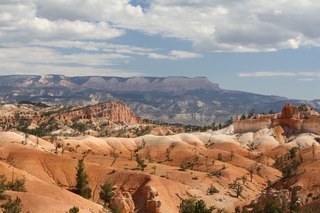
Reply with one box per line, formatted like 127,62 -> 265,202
143,185 -> 162,213
281,103 -> 300,119
59,100 -> 142,125
109,191 -> 135,213
234,103 -> 320,136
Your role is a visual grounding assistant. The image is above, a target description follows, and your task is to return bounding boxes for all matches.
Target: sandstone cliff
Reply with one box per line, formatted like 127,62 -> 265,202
234,103 -> 320,136
59,100 -> 142,125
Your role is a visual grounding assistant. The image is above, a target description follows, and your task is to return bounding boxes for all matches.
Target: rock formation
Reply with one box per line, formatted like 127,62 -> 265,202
234,103 -> 320,136
109,191 -> 135,213
59,100 -> 142,125
143,185 -> 161,213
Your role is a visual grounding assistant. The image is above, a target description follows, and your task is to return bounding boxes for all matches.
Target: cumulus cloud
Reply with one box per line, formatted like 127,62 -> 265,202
1,0 -> 320,75
2,0 -> 320,52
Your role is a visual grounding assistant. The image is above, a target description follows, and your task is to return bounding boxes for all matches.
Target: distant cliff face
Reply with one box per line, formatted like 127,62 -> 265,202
60,100 -> 142,125
1,75 -> 320,125
234,103 -> 320,136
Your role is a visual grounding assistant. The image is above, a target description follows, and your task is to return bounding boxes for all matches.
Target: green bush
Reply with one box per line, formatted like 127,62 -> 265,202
179,198 -> 214,213
207,185 -> 219,195
6,179 -> 26,192
68,206 -> 79,213
1,196 -> 23,213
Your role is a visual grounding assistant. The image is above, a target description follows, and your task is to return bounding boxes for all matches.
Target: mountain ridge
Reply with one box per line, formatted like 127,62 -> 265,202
0,74 -> 319,125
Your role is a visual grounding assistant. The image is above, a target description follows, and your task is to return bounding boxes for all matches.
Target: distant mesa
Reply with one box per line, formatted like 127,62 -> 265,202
5,74 -> 221,92
234,103 -> 320,136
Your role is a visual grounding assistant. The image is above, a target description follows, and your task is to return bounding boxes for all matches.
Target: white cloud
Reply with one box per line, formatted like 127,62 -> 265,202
148,50 -> 202,60
2,0 -> 320,53
169,50 -> 202,59
238,71 -> 320,78
1,0 -> 320,76
114,0 -> 320,52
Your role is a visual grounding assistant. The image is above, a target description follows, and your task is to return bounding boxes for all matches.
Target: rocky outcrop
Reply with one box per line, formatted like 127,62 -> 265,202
234,103 -> 320,136
234,117 -> 272,133
109,191 -> 135,213
58,100 -> 142,125
143,185 -> 162,213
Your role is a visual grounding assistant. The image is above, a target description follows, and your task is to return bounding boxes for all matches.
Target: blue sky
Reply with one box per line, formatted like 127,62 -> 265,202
0,0 -> 320,100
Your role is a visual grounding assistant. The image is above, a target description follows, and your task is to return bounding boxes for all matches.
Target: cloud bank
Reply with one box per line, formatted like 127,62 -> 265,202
1,0 -> 320,75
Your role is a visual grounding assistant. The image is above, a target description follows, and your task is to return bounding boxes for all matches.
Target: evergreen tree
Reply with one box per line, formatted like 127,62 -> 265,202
99,181 -> 114,207
75,159 -> 92,199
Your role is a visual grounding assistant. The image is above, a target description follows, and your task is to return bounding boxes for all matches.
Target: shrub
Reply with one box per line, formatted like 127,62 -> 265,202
228,178 -> 244,198
136,156 -> 147,171
207,185 -> 219,195
1,196 -> 23,213
68,206 -> 79,213
6,179 -> 26,192
179,199 -> 214,213
179,162 -> 191,171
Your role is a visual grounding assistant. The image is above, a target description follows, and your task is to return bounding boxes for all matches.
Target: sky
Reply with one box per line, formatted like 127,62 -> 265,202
0,0 -> 320,100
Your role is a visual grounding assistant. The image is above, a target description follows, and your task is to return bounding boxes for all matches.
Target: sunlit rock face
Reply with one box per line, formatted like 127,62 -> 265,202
234,103 -> 320,136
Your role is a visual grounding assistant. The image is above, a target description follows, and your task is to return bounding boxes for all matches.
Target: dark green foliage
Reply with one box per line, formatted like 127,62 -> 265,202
136,156 -> 147,171
179,199 -> 213,213
268,110 -> 275,114
68,206 -> 79,213
0,175 -> 6,193
0,175 -> 7,200
209,170 -> 222,178
224,117 -> 233,126
298,104 -> 309,112
99,181 -> 114,207
290,186 -> 300,212
1,196 -> 22,213
75,159 -> 92,199
251,198 -> 285,213
248,109 -> 256,118
179,162 -> 192,171
263,199 -> 284,213
228,178 -> 243,198
207,185 -> 219,195
240,114 -> 247,120
72,122 -> 86,132
274,150 -> 302,178
289,147 -> 298,159
235,206 -> 241,213
6,179 -> 26,192
110,204 -> 121,213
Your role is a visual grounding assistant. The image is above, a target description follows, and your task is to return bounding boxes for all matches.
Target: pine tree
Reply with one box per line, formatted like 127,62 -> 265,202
75,159 -> 92,199
99,181 -> 114,207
